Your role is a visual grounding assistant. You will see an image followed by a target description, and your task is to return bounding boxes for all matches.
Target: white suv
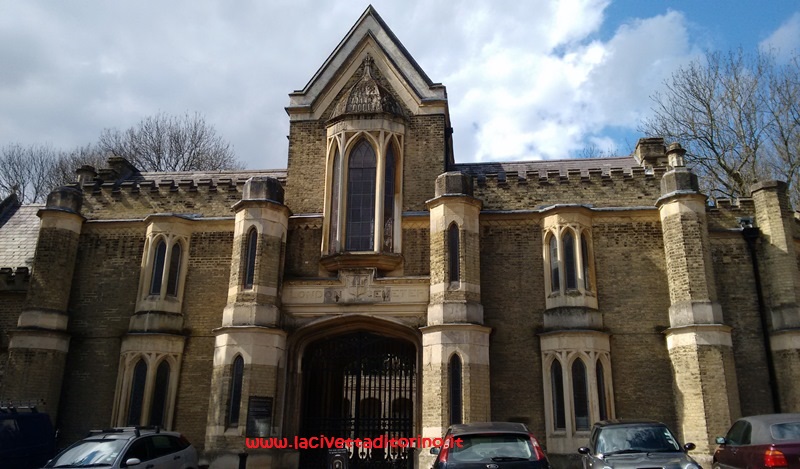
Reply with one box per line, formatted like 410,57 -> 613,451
43,427 -> 198,469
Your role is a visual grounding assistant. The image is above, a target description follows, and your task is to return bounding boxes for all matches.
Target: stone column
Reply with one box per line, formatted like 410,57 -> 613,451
656,144 -> 740,462
4,187 -> 84,421
421,172 -> 490,468
751,180 -> 800,412
205,177 -> 291,468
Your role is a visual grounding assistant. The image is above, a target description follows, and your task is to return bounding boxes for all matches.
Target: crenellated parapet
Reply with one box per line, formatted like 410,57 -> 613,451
707,198 -> 757,232
459,160 -> 667,210
75,170 -> 287,220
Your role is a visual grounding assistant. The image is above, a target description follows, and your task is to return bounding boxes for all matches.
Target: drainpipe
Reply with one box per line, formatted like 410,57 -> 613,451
740,219 -> 781,412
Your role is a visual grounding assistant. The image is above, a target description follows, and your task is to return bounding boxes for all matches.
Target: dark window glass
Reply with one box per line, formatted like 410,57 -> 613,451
127,359 -> 147,426
449,355 -> 462,425
448,223 -> 460,283
150,240 -> 167,295
149,360 -> 170,427
244,229 -> 257,289
150,435 -> 175,458
124,438 -> 151,461
726,420 -> 749,446
329,148 -> 340,254
573,359 -> 589,431
165,243 -> 181,297
564,230 -> 577,289
345,140 -> 376,251
582,233 -> 591,290
552,360 -> 565,430
549,235 -> 559,292
597,360 -> 608,421
229,356 -> 244,427
383,145 -> 395,252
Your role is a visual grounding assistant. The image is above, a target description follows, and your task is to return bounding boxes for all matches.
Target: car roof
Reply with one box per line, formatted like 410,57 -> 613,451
85,427 -> 182,439
593,419 -> 668,428
448,422 -> 530,434
734,413 -> 800,444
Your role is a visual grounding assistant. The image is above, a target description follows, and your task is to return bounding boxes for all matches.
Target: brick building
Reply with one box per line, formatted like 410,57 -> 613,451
1,6 -> 799,469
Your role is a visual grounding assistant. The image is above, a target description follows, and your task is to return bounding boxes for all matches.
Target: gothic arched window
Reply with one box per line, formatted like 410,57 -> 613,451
228,355 -> 244,427
572,358 -> 589,431
244,228 -> 258,289
551,359 -> 566,430
150,240 -> 167,295
383,144 -> 396,252
597,360 -> 608,421
345,140 -> 377,251
449,354 -> 462,425
448,223 -> 460,283
150,360 -> 171,427
549,234 -> 559,293
563,229 -> 577,290
166,243 -> 182,297
127,359 -> 147,426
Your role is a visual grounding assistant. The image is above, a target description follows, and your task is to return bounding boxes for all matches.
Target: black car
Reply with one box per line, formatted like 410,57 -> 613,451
578,420 -> 701,469
431,421 -> 550,468
0,405 -> 56,469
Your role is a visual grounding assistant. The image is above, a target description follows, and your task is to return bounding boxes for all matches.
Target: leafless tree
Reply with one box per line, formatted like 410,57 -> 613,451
641,49 -> 800,206
98,112 -> 241,172
0,143 -> 58,204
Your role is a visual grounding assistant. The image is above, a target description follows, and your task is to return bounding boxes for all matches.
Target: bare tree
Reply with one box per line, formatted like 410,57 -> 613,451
98,112 -> 241,172
641,49 -> 800,205
0,143 -> 59,204
47,144 -> 108,188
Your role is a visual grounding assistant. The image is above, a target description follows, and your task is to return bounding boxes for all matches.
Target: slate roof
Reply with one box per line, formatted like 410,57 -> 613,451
0,202 -> 42,270
452,156 -> 642,178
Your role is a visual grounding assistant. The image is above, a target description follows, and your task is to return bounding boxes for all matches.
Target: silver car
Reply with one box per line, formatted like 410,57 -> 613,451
43,427 -> 198,469
578,420 -> 701,469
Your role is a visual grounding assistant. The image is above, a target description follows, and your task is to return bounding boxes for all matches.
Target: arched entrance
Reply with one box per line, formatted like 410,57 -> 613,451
299,330 -> 416,468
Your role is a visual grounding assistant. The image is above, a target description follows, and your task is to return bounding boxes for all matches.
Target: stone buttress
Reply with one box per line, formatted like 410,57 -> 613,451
3,187 -> 84,420
205,177 -> 291,469
656,144 -> 740,462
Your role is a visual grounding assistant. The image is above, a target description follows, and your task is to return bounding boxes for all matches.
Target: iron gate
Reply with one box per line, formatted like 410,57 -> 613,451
300,331 -> 416,468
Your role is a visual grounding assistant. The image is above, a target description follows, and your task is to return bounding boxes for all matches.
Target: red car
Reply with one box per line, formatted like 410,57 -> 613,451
714,413 -> 800,469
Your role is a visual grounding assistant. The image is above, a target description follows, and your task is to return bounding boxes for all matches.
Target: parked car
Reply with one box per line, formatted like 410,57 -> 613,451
43,427 -> 199,469
578,420 -> 701,469
430,421 -> 550,468
0,405 -> 57,469
713,413 -> 800,469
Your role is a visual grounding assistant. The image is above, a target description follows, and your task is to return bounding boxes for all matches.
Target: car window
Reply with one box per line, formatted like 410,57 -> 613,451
151,435 -> 178,458
0,419 -> 21,442
597,426 -> 680,453
124,437 -> 152,462
726,421 -> 749,446
45,439 -> 128,467
771,422 -> 800,441
448,434 -> 533,463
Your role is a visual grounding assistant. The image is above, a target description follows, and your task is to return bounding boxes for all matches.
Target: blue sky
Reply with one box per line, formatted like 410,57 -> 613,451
1,1 -> 799,169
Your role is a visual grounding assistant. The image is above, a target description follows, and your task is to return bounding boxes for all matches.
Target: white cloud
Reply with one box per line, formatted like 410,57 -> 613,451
760,12 -> 800,61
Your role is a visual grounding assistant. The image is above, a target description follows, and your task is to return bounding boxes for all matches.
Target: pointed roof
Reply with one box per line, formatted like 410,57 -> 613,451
287,5 -> 447,121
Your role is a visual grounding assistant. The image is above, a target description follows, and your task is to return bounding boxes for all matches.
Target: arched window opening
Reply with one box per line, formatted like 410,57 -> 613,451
383,144 -> 395,252
448,223 -> 460,283
449,354 -> 462,425
150,240 -> 167,295
244,229 -> 258,289
597,360 -> 608,421
572,359 -> 589,431
549,235 -> 559,292
581,232 -> 591,291
149,360 -> 170,427
329,148 -> 341,254
552,360 -> 565,430
345,140 -> 376,251
563,230 -> 577,290
228,355 -> 244,427
166,243 -> 182,297
127,359 -> 147,426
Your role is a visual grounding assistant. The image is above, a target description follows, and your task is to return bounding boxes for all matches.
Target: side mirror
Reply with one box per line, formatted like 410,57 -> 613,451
715,437 -> 726,445
684,443 -> 696,452
124,458 -> 142,467
578,447 -> 590,455
430,447 -> 440,455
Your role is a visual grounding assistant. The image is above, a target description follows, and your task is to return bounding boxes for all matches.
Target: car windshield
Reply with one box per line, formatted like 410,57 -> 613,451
597,426 -> 681,454
45,438 -> 127,467
771,422 -> 800,441
448,433 -> 533,463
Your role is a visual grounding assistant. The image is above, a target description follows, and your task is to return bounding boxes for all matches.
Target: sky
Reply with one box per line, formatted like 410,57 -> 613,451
1,1 -> 799,171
